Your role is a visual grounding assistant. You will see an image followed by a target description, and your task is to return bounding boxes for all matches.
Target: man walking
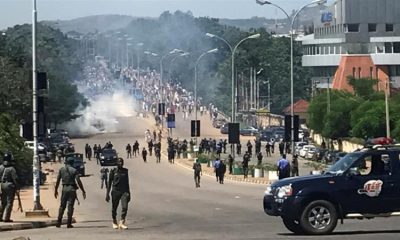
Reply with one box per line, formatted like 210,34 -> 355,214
291,154 -> 299,177
126,144 -> 132,159
100,167 -> 109,189
193,159 -> 202,188
54,156 -> 86,228
257,151 -> 263,166
277,154 -> 291,180
155,145 -> 161,163
228,154 -> 234,174
0,153 -> 18,222
213,158 -> 221,182
242,152 -> 250,179
218,160 -> 226,184
142,148 -> 148,163
106,158 -> 131,230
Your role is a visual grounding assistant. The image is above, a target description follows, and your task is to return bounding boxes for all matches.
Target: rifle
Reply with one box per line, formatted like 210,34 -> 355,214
16,190 -> 23,213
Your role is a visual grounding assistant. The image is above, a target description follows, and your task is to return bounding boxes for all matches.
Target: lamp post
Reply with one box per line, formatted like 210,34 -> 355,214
159,49 -> 184,129
136,42 -> 144,81
32,0 -> 43,211
206,32 -> 260,122
169,52 -> 190,82
194,49 -> 218,123
256,0 -> 327,156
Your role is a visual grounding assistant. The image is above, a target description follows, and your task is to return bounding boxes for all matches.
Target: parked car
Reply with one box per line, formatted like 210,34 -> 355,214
220,123 -> 229,134
240,126 -> 259,136
65,153 -> 86,176
257,130 -> 274,142
305,146 -> 317,159
312,148 -> 328,162
212,118 -> 227,128
100,149 -> 118,166
273,128 -> 285,141
294,142 -> 308,155
299,145 -> 315,158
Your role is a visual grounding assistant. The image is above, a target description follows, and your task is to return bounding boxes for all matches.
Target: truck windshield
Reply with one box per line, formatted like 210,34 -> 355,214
326,152 -> 363,175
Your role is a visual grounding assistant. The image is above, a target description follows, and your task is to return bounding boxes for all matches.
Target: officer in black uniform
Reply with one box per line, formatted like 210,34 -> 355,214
0,152 -> 18,222
106,158 -> 131,230
54,156 -> 86,228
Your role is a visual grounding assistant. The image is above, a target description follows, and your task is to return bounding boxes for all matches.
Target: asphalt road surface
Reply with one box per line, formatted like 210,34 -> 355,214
4,113 -> 400,240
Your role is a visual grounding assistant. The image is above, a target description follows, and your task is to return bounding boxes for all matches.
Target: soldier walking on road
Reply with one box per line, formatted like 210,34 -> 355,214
0,153 -> 18,222
54,156 -> 86,228
242,152 -> 250,179
291,155 -> 299,177
237,142 -> 242,155
126,144 -> 132,159
148,140 -> 153,156
106,158 -> 131,230
133,141 -> 139,157
155,145 -> 161,163
257,152 -> 263,166
218,160 -> 226,184
100,167 -> 109,189
193,159 -> 202,188
247,140 -> 253,157
265,142 -> 271,157
142,148 -> 148,163
228,154 -> 234,174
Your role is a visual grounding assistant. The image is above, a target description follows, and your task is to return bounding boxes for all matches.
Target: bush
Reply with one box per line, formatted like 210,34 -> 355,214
0,114 -> 33,186
197,154 -> 210,164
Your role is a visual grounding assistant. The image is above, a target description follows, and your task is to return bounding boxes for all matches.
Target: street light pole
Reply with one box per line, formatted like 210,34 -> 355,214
32,0 -> 43,211
159,49 -> 184,129
256,0 -> 327,156
385,81 -> 391,138
231,34 -> 261,122
194,49 -> 218,122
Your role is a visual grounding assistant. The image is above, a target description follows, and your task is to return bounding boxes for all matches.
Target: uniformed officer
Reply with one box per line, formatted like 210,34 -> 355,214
193,159 -> 202,188
54,156 -> 86,228
106,158 -> 131,230
0,152 -> 18,222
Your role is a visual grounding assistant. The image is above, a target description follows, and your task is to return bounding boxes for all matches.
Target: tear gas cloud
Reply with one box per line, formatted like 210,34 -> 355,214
64,91 -> 136,136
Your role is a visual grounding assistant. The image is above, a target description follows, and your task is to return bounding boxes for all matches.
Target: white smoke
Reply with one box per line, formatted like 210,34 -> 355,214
64,91 -> 135,136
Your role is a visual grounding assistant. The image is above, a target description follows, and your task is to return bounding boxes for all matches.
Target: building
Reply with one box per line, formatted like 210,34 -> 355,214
301,0 -> 400,91
282,99 -> 309,124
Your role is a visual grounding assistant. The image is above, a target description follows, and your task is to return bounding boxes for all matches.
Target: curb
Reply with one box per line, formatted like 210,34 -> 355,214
174,159 -> 271,185
0,218 -> 76,232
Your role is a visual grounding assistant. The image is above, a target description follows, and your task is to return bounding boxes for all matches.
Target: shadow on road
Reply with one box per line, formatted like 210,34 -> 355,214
279,229 -> 400,236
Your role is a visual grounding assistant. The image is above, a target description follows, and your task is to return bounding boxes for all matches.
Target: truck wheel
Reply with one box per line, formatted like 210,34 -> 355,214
282,217 -> 305,234
299,200 -> 338,235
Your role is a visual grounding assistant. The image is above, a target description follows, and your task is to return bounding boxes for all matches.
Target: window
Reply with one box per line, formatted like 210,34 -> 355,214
354,153 -> 391,176
386,24 -> 394,32
352,67 -> 356,77
358,67 -> 362,78
368,24 -> 377,32
385,42 -> 393,53
347,24 -> 359,32
370,67 -> 373,78
394,42 -> 400,53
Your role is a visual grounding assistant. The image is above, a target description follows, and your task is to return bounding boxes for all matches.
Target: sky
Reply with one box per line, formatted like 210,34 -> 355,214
0,0 -> 330,30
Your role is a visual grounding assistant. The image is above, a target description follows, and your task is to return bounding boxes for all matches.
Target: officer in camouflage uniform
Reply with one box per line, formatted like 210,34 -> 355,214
54,156 -> 86,228
106,158 -> 131,230
0,152 -> 18,222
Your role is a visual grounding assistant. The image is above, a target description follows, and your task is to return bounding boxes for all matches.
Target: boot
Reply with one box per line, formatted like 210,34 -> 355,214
112,219 -> 119,229
119,219 -> 128,230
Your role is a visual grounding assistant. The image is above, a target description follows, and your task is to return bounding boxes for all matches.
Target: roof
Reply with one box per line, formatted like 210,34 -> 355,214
283,99 -> 309,114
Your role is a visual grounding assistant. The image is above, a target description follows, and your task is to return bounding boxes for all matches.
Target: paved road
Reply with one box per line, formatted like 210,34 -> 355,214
3,113 -> 400,239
